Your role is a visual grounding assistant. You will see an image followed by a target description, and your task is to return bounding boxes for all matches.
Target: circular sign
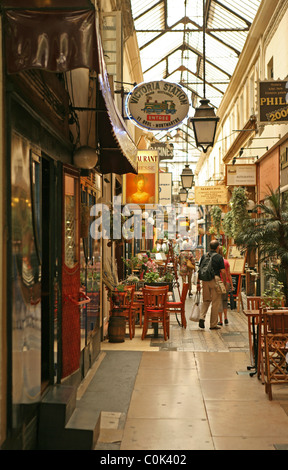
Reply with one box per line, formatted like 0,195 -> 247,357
125,80 -> 190,131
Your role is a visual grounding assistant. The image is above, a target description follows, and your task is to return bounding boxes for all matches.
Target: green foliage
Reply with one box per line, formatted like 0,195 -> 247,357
210,205 -> 222,235
221,188 -> 250,239
122,256 -> 141,273
230,187 -> 250,239
235,187 -> 288,305
159,271 -> 174,283
222,210 -> 234,238
262,279 -> 285,309
143,271 -> 160,283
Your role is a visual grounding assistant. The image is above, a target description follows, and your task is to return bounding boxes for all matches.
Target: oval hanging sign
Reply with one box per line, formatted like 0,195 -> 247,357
125,80 -> 190,131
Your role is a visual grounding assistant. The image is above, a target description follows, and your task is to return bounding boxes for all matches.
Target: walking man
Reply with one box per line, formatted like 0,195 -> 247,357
196,240 -> 226,330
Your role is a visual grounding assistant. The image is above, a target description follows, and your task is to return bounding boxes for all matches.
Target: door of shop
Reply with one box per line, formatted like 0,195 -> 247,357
30,153 -> 60,390
61,166 -> 81,379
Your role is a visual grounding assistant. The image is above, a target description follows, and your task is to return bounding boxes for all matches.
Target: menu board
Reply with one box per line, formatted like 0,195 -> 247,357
227,245 -> 246,274
231,274 -> 242,297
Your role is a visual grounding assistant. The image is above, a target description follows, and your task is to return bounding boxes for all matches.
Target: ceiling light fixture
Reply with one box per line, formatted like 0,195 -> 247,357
179,187 -> 188,203
189,0 -> 219,153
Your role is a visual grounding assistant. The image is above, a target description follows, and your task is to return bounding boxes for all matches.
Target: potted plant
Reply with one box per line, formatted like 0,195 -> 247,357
158,271 -> 174,291
143,271 -> 160,284
143,271 -> 174,291
235,188 -> 288,306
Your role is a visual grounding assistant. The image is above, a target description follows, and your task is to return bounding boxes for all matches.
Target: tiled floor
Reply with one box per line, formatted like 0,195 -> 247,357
78,294 -> 288,451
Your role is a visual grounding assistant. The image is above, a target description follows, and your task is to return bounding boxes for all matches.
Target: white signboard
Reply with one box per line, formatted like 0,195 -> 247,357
159,172 -> 172,205
126,81 -> 190,131
226,164 -> 256,186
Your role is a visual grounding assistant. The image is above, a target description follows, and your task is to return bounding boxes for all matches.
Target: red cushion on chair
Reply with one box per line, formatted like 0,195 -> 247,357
146,309 -> 165,313
167,302 -> 181,307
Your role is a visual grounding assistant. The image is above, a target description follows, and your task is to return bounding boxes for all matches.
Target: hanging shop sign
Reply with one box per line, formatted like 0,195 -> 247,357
194,186 -> 228,205
126,81 -> 190,131
258,80 -> 288,124
123,150 -> 159,205
159,172 -> 172,205
226,164 -> 256,186
149,141 -> 174,160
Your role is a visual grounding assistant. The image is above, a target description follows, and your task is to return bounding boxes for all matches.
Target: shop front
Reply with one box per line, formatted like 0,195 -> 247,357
1,3 -> 138,449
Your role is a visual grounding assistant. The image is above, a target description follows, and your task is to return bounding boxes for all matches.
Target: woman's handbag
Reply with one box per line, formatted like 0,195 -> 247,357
189,292 -> 201,322
187,259 -> 194,269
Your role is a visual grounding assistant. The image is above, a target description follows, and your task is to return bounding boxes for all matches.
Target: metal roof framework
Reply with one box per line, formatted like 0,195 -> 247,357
129,0 -> 261,166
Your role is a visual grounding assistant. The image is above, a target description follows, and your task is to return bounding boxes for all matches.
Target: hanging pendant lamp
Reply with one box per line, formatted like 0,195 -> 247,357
189,0 -> 219,153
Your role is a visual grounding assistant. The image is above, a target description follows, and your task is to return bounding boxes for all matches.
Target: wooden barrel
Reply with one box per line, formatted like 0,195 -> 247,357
108,316 -> 126,343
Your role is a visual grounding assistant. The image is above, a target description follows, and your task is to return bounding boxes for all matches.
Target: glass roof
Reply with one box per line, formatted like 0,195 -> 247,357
129,0 -> 261,167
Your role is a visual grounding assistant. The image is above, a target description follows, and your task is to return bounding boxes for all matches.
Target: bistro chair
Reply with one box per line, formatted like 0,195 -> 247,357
141,286 -> 169,341
259,309 -> 288,400
246,296 -> 263,362
166,283 -> 189,329
132,291 -> 144,327
110,285 -> 135,340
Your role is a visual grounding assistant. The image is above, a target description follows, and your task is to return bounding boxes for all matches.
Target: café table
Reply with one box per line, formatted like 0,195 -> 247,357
243,309 -> 260,376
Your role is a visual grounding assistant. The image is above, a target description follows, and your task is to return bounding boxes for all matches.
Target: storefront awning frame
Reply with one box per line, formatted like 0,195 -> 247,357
2,5 -> 138,175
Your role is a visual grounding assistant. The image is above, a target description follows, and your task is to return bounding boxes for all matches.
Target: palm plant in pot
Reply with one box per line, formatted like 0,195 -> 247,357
235,187 -> 288,306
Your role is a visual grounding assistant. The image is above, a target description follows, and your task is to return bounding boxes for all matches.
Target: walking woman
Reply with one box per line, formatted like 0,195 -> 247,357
218,246 -> 233,325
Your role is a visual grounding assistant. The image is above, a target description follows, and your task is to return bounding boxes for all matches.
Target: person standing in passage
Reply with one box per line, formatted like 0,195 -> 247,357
196,239 -> 226,330
217,246 -> 233,326
178,249 -> 195,297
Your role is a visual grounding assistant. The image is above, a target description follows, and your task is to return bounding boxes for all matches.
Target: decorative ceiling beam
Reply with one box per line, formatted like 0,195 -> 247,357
136,28 -> 249,32
213,0 -> 252,27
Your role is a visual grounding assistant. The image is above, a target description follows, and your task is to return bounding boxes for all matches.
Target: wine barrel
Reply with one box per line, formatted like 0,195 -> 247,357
108,316 -> 126,343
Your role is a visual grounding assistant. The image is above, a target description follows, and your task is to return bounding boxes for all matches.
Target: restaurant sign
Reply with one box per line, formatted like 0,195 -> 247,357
195,186 -> 228,205
258,80 -> 288,124
123,150 -> 159,205
126,81 -> 190,131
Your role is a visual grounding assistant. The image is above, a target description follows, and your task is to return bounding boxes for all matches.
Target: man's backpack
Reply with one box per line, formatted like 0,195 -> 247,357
198,252 -> 217,281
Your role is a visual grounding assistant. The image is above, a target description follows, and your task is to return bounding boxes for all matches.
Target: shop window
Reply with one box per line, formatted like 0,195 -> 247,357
80,185 -> 101,347
64,174 -> 79,268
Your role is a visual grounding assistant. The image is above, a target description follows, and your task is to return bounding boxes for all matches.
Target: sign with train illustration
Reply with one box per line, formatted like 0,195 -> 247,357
126,80 -> 190,131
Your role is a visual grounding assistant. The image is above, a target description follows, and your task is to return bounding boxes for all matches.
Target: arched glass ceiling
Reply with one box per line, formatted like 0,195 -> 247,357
129,0 -> 261,166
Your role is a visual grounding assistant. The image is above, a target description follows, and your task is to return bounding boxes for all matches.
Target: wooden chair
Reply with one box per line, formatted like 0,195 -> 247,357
259,309 -> 288,400
166,283 -> 189,329
246,296 -> 263,363
110,285 -> 135,340
132,292 -> 143,327
142,286 -> 168,340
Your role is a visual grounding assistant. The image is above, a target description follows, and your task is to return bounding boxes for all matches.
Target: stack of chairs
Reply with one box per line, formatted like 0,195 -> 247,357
258,308 -> 288,400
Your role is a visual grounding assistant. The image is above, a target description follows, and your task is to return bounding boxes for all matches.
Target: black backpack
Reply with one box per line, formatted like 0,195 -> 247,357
198,252 -> 217,281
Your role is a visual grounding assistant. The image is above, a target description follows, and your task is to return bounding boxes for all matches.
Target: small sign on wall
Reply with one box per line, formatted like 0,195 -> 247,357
258,80 -> 288,124
195,185 -> 228,205
159,172 -> 172,205
226,164 -> 256,186
123,150 -> 159,205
